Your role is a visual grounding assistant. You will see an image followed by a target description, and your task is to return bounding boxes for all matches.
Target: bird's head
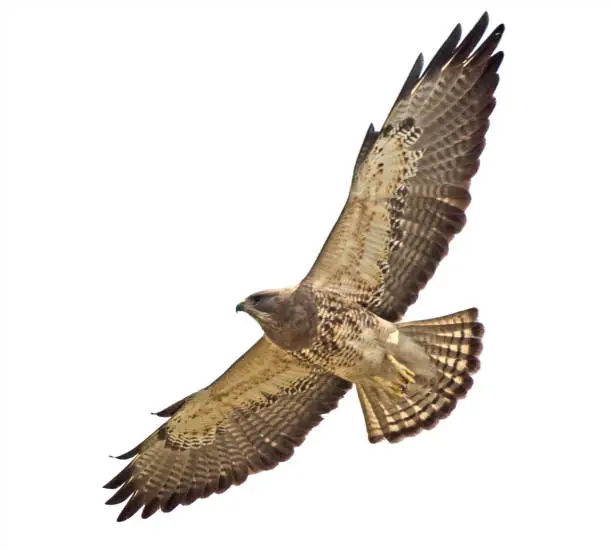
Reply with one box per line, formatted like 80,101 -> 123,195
235,286 -> 316,350
236,289 -> 292,327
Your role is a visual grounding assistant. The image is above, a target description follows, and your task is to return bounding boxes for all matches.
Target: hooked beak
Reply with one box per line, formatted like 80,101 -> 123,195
236,300 -> 246,313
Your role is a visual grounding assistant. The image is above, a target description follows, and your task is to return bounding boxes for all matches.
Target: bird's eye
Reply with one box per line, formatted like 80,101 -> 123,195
251,294 -> 262,305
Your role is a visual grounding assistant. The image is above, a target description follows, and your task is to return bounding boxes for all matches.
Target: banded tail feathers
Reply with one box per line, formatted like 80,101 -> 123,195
357,308 -> 483,443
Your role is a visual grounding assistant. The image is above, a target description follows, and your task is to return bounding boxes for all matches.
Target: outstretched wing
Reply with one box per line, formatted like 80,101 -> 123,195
104,338 -> 351,521
304,14 -> 504,322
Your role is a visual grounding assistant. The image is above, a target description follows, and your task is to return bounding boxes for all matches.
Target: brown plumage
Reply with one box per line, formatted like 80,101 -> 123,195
306,13 -> 503,322
105,338 -> 351,521
105,13 -> 502,521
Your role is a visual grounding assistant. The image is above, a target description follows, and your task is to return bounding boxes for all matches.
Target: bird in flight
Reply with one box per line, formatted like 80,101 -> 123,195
105,13 -> 503,521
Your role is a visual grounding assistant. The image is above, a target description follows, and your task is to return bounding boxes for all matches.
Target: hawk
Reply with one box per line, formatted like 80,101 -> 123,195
105,13 -> 503,521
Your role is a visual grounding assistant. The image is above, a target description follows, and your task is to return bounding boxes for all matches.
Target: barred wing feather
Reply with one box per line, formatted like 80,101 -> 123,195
104,338 -> 351,521
305,13 -> 504,322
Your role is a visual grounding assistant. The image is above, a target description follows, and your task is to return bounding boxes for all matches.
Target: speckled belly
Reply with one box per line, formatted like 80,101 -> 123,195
290,290 -> 388,380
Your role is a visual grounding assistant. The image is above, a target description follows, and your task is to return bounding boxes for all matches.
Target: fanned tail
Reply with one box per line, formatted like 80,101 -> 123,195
357,308 -> 483,443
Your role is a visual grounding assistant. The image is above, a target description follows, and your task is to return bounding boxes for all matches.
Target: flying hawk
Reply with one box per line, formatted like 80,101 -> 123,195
105,13 -> 503,521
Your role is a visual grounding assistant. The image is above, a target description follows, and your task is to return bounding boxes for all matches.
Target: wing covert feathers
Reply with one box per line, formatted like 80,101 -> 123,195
305,13 -> 503,322
358,308 -> 483,443
104,339 -> 351,521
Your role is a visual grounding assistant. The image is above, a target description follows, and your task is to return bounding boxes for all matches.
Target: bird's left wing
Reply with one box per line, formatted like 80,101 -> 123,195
104,337 -> 351,521
303,14 -> 503,322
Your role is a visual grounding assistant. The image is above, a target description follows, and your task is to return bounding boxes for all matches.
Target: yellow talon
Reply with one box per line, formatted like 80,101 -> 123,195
373,376 -> 405,398
386,354 -> 416,384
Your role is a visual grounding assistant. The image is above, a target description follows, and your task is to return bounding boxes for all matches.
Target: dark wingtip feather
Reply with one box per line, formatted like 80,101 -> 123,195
141,499 -> 160,519
489,24 -> 505,50
152,394 -> 190,417
116,495 -> 145,522
390,53 -> 424,112
161,493 -> 183,513
353,123 -> 379,179
103,463 -> 132,489
405,53 -> 425,91
423,23 -> 462,77
488,51 -> 504,73
110,443 -> 141,460
413,53 -> 424,75
470,22 -> 505,65
117,509 -> 133,522
452,12 -> 489,62
105,483 -> 134,505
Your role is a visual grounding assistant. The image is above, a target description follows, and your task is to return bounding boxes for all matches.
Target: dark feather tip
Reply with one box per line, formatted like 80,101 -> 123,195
105,483 -> 134,505
453,12 -> 490,62
390,53 -> 424,111
152,395 -> 189,417
111,444 -> 141,460
116,496 -> 144,522
423,23 -> 462,77
103,464 -> 132,489
492,23 -> 505,37
141,499 -> 161,519
472,322 -> 485,338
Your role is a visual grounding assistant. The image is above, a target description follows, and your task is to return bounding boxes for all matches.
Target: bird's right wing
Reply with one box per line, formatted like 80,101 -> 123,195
304,14 -> 503,322
104,337 -> 351,521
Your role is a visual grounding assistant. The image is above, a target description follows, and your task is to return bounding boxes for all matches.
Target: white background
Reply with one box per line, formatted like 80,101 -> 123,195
2,2 -> 611,549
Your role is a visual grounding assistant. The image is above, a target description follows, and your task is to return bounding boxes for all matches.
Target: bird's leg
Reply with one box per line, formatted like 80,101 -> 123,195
372,375 -> 405,398
386,354 -> 417,390
370,351 -> 423,398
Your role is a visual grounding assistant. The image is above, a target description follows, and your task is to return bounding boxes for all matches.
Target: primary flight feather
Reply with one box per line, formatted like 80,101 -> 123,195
105,12 -> 503,521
